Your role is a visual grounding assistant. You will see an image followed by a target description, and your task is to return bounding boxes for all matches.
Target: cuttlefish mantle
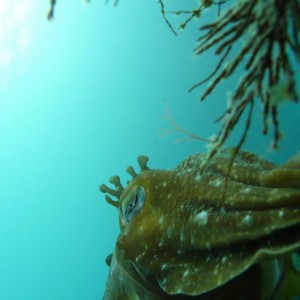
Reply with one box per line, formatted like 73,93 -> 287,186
100,148 -> 300,299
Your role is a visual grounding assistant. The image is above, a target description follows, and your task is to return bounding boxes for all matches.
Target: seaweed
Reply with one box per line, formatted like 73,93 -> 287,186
161,0 -> 300,159
47,0 -> 300,158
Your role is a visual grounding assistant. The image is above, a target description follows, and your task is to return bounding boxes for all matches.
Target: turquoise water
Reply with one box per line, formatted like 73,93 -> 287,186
0,1 -> 299,299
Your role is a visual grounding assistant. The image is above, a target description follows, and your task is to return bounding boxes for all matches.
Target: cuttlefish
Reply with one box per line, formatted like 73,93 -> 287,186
100,148 -> 300,299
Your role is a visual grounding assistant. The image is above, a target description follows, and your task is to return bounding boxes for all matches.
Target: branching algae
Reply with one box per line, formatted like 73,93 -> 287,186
48,0 -> 299,155
158,0 -> 299,159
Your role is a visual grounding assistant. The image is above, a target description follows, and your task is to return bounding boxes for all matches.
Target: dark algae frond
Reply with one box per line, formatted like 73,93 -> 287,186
161,0 -> 300,158
190,0 -> 300,158
47,0 -> 56,20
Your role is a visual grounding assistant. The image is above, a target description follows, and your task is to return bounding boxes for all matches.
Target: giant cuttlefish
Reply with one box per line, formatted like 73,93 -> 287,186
100,148 -> 300,299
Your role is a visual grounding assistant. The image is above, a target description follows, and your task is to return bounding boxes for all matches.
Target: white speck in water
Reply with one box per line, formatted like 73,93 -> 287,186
161,263 -> 168,271
278,210 -> 285,218
194,211 -> 209,225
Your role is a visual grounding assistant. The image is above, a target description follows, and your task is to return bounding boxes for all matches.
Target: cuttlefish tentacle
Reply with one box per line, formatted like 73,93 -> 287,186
100,155 -> 150,207
100,176 -> 123,207
101,148 -> 300,299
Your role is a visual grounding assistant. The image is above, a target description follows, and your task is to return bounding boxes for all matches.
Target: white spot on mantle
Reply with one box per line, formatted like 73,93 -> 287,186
242,214 -> 253,226
161,263 -> 168,271
222,256 -> 228,264
194,211 -> 209,225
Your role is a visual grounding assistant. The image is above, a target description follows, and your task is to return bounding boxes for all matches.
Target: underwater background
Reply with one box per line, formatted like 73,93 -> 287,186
0,0 -> 299,299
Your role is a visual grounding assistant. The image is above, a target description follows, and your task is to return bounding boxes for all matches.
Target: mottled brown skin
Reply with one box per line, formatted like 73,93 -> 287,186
102,148 -> 300,299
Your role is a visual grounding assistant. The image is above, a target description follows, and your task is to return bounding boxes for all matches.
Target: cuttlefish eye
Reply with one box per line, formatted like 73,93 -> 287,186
121,186 -> 145,224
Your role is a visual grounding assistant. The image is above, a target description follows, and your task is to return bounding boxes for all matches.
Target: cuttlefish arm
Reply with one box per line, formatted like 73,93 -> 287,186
102,148 -> 300,298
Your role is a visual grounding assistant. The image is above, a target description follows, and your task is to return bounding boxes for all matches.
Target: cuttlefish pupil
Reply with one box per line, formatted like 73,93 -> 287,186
121,186 -> 145,225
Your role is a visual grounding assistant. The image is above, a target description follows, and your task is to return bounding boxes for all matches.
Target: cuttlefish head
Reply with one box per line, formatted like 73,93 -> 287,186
101,148 -> 300,298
